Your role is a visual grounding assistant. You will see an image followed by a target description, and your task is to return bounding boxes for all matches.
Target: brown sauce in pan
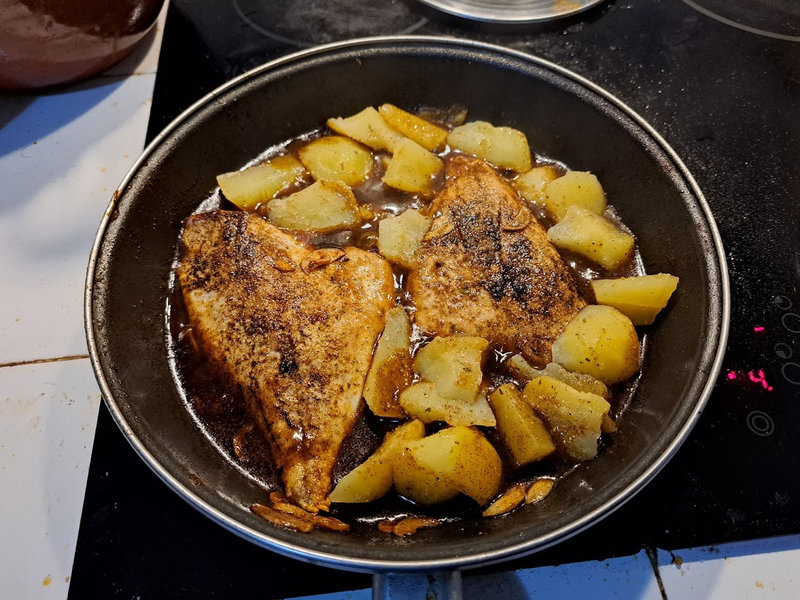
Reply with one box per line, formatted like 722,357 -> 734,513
166,109 -> 644,526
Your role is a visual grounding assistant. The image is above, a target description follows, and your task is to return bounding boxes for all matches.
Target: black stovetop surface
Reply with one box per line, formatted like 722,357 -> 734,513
70,1 -> 800,597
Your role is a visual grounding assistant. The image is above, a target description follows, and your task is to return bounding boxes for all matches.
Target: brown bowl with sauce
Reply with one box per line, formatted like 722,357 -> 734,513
85,37 -> 729,589
0,0 -> 164,90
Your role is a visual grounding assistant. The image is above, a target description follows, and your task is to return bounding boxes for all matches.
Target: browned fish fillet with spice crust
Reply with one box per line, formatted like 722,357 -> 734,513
177,211 -> 394,512
408,155 -> 586,366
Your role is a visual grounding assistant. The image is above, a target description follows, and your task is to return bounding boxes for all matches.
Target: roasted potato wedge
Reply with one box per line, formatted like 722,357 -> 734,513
402,426 -> 503,505
514,165 -> 560,205
363,306 -> 413,418
413,335 -> 489,403
267,179 -> 361,232
523,376 -> 610,461
547,205 -> 635,271
543,171 -> 607,222
329,420 -> 425,503
591,273 -> 679,325
399,381 -> 496,427
298,136 -> 373,186
393,443 -> 459,505
377,208 -> 431,269
505,356 -> 610,400
488,384 -> 555,467
378,103 -> 448,151
216,154 -> 306,211
552,305 -> 641,384
382,137 -> 443,194
327,107 -> 404,153
447,121 -> 532,172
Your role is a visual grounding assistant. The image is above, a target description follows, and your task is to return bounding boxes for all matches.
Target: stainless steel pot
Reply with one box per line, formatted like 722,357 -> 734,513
85,36 -> 729,597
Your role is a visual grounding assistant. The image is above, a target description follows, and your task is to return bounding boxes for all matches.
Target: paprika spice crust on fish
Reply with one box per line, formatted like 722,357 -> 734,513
176,210 -> 394,512
408,155 -> 586,367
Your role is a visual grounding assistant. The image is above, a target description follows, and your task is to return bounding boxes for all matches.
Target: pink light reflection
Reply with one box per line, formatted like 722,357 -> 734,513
724,369 -> 774,391
753,326 -> 765,333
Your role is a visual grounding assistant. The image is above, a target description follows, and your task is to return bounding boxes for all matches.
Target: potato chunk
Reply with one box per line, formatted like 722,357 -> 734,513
297,136 -> 373,186
329,420 -> 425,504
552,305 -> 641,384
401,426 -> 503,505
377,208 -> 431,269
543,171 -> 606,221
591,273 -> 680,325
399,382 -> 496,427
267,179 -> 361,232
327,107 -> 404,153
363,307 -> 413,418
514,165 -> 560,205
413,335 -> 489,403
382,138 -> 443,194
378,103 -> 448,151
447,121 -> 532,172
393,443 -> 459,505
488,384 -> 555,468
547,205 -> 634,271
523,376 -> 610,461
504,356 -> 610,399
216,154 -> 306,211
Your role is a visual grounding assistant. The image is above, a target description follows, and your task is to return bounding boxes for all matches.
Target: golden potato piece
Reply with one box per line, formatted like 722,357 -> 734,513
377,208 -> 432,269
447,121 -> 532,172
406,426 -> 503,505
399,382 -> 497,427
267,179 -> 361,232
504,356 -> 610,400
382,137 -> 443,194
413,335 -> 489,403
298,136 -> 373,186
601,413 -> 617,434
216,154 -> 306,211
327,107 -> 404,153
363,306 -> 413,418
379,103 -> 448,151
591,273 -> 680,325
547,205 -> 635,271
514,165 -> 560,205
551,304 -> 641,384
393,442 -> 459,505
543,171 -> 606,222
523,375 -> 610,461
488,384 -> 555,468
329,420 -> 425,504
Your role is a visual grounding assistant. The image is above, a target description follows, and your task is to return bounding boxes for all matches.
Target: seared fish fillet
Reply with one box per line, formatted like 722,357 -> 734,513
408,156 -> 586,366
177,211 -> 394,512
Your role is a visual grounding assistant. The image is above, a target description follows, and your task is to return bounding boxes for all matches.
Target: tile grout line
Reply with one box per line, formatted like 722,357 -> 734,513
645,546 -> 668,600
0,355 -> 90,369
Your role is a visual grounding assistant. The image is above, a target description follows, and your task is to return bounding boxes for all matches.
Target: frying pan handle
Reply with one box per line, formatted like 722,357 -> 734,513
372,571 -> 463,600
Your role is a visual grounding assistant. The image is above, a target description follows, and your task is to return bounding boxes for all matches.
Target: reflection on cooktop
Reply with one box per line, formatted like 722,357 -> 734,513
231,0 -> 428,46
683,0 -> 800,41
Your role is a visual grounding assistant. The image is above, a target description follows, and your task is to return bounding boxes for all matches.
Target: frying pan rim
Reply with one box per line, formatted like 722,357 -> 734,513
85,35 -> 730,573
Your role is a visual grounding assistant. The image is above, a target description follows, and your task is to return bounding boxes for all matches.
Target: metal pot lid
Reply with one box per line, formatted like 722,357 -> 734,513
416,0 -> 606,23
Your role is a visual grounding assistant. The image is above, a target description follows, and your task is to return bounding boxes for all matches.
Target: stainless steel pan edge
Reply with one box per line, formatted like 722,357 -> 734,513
85,35 -> 730,574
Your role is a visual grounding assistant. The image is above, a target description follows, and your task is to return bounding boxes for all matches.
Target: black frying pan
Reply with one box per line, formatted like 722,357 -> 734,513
85,36 -> 729,589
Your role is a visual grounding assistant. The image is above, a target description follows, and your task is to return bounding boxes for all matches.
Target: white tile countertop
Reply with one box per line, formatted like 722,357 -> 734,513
1,11 -> 798,600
